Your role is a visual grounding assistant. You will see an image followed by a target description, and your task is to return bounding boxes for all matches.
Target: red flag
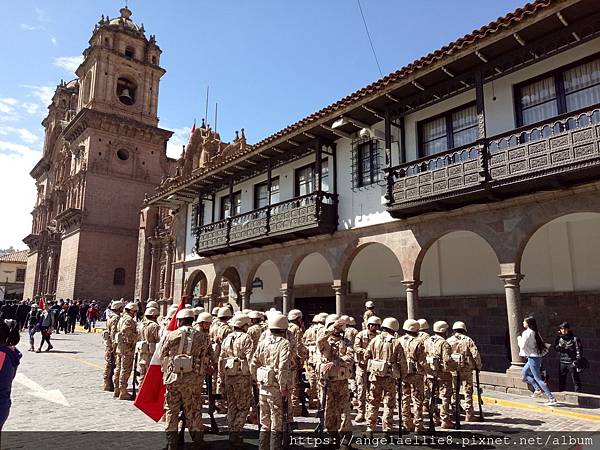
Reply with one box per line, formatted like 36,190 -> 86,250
189,119 -> 196,138
38,297 -> 45,310
134,296 -> 187,422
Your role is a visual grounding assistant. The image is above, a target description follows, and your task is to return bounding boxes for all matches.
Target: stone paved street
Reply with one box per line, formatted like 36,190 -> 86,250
3,330 -> 600,449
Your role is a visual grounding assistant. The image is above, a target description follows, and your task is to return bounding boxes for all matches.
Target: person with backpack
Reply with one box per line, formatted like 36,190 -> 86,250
518,316 -> 556,406
554,322 -> 584,392
399,319 -> 427,432
0,320 -> 22,431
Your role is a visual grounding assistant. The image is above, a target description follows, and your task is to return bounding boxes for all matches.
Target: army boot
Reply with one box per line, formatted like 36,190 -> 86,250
440,420 -> 453,429
354,412 -> 365,422
119,388 -> 133,400
465,410 -> 478,422
190,431 -> 207,448
404,419 -> 415,432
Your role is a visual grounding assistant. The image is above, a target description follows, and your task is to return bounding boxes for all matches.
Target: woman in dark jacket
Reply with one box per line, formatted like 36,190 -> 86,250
0,320 -> 22,430
554,322 -> 583,392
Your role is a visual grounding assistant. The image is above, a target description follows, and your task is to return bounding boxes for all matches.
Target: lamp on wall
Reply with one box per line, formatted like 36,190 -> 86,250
252,277 -> 264,290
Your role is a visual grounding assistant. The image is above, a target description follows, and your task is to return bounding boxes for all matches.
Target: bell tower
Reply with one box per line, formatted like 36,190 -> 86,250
76,6 -> 163,127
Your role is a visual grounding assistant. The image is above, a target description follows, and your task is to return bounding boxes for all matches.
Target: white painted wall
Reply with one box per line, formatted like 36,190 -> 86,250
521,213 -> 600,293
295,253 -> 333,285
420,231 -> 503,297
347,244 -> 405,298
250,260 -> 282,304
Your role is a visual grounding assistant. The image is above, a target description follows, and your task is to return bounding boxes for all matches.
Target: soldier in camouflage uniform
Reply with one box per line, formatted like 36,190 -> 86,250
317,314 -> 354,436
102,300 -> 123,391
365,317 -> 406,434
362,301 -> 375,329
136,306 -> 160,381
399,319 -> 427,432
161,308 -> 210,449
425,321 -> 458,429
416,318 -> 432,414
303,312 -> 326,408
353,315 -> 380,422
114,302 -> 138,400
211,306 -> 233,413
247,311 -> 264,352
447,321 -> 482,422
251,314 -> 292,450
287,309 -> 309,417
220,314 -> 254,446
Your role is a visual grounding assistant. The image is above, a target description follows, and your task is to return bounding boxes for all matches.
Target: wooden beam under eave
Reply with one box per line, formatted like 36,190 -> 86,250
320,125 -> 352,139
362,105 -> 384,120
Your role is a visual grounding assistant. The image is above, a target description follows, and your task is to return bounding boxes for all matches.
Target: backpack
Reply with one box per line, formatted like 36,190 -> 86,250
172,331 -> 194,374
403,335 -> 421,375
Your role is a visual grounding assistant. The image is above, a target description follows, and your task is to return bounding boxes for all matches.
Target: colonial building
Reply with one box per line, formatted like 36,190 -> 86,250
138,0 -> 600,393
0,250 -> 27,300
23,7 -> 174,302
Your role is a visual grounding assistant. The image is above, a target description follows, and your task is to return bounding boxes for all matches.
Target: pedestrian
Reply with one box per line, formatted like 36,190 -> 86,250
220,313 -> 254,447
160,308 -> 210,449
251,313 -> 292,450
67,300 -> 79,333
26,305 -> 40,352
37,304 -> 54,352
80,301 -> 90,328
0,320 -> 22,431
51,300 -> 62,333
86,303 -> 98,332
518,316 -> 557,406
554,322 -> 584,393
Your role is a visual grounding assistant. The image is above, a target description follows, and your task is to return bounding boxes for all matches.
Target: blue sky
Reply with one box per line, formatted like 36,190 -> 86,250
0,0 -> 526,249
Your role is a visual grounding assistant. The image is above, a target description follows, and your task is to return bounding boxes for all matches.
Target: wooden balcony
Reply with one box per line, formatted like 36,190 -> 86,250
194,191 -> 338,256
386,107 -> 600,218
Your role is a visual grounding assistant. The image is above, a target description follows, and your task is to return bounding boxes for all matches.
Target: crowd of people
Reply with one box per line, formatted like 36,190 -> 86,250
103,299 -> 489,449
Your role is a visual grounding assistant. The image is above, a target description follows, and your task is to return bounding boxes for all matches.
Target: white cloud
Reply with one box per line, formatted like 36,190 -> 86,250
50,35 -> 58,47
0,126 -> 39,145
0,98 -> 19,119
165,125 -> 191,159
53,56 -> 83,73
20,23 -> 44,31
0,141 -> 40,249
34,7 -> 50,23
22,85 -> 55,109
20,102 -> 40,115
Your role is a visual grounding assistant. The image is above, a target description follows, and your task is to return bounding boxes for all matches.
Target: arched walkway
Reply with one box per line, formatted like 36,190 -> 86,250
185,269 -> 208,307
247,260 -> 282,309
212,266 -> 242,311
290,252 -> 335,317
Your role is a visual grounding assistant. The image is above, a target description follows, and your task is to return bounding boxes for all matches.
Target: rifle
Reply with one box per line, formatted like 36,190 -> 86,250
397,378 -> 403,437
454,371 -> 461,430
252,383 -> 261,430
314,378 -> 329,434
132,352 -> 139,400
298,367 -> 309,417
205,374 -> 220,434
283,396 -> 290,450
428,376 -> 437,435
475,369 -> 484,422
178,409 -> 186,445
108,352 -> 115,392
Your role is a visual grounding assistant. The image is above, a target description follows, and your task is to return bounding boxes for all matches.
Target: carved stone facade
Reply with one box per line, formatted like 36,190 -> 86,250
23,7 -> 173,303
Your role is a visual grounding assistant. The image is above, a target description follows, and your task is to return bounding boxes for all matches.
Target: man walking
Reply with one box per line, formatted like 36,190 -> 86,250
554,322 -> 583,392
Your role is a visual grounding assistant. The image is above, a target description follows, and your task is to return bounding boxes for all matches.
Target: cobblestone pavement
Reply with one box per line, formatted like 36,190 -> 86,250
4,331 -> 600,449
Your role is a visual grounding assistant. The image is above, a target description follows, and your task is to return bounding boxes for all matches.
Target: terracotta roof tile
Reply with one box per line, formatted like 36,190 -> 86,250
0,250 -> 28,264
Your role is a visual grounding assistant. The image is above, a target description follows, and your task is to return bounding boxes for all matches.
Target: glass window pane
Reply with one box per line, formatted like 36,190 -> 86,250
453,127 -> 478,147
422,117 -> 446,142
423,137 -> 447,157
270,177 -> 280,204
564,58 -> 600,93
233,193 -> 241,216
566,85 -> 600,112
522,101 -> 558,126
452,105 -> 477,132
255,183 -> 268,209
321,160 -> 329,192
520,76 -> 556,109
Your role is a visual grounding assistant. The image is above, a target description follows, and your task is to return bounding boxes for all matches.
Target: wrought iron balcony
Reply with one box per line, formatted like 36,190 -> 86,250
386,107 -> 600,217
194,191 -> 338,256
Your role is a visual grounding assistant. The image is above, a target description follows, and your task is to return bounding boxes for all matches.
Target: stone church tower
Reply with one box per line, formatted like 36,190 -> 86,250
23,7 -> 173,302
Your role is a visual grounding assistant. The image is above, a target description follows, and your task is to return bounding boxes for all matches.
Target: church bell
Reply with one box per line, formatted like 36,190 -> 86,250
119,88 -> 133,105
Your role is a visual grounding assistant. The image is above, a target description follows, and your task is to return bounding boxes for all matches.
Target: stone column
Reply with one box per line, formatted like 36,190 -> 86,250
148,242 -> 160,300
208,293 -> 219,313
500,273 -> 525,370
164,242 -> 173,299
332,282 -> 346,315
239,288 -> 250,311
401,280 -> 422,319
281,288 -> 292,314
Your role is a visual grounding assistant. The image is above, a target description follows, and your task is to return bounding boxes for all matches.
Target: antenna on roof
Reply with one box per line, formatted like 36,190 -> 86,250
357,0 -> 383,78
204,86 -> 210,127
214,102 -> 218,134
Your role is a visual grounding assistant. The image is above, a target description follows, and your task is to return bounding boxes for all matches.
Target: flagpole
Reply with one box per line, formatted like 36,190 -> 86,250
204,86 -> 210,127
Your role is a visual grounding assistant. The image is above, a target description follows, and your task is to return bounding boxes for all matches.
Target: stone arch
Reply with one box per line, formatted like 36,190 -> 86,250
211,265 -> 242,309
246,259 -> 283,305
184,269 -> 208,303
340,240 -> 404,286
416,229 -> 502,297
288,251 -> 334,289
520,211 -> 600,293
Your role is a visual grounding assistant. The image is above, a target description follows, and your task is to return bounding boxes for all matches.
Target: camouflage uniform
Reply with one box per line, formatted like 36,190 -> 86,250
353,328 -> 377,420
399,333 -> 427,431
302,322 -> 322,406
220,330 -> 254,434
362,309 -> 374,330
136,317 -> 160,380
447,332 -> 482,420
247,323 -> 264,352
161,325 -> 210,447
288,321 -> 308,416
114,313 -> 137,399
425,334 -> 458,427
103,312 -> 120,391
316,326 -> 354,433
251,334 -> 292,450
211,319 -> 232,408
416,330 -> 433,413
365,330 -> 406,432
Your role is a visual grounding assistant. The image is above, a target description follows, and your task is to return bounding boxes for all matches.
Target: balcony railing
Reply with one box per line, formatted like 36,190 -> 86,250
194,191 -> 338,256
386,107 -> 600,217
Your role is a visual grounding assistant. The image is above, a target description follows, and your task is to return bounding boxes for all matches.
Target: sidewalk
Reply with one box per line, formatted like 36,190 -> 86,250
74,320 -> 106,334
479,389 -> 600,423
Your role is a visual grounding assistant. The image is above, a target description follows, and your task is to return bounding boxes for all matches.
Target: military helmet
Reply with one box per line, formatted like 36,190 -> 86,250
217,306 -> 233,318
288,309 -> 302,321
176,309 -> 195,320
232,314 -> 251,328
417,318 -> 429,331
367,316 -> 382,326
312,314 -> 322,323
403,319 -> 420,333
124,302 -> 138,311
340,315 -> 349,324
348,317 -> 356,326
144,307 -> 159,317
211,307 -> 220,316
192,307 -> 203,317
325,314 -> 340,328
268,314 -> 288,330
242,309 -> 252,314
382,317 -> 400,332
111,300 -> 124,310
196,312 -> 213,324
365,300 -> 375,309
146,301 -> 159,309
452,321 -> 467,332
248,310 -> 262,320
317,312 -> 328,323
433,321 -> 449,333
